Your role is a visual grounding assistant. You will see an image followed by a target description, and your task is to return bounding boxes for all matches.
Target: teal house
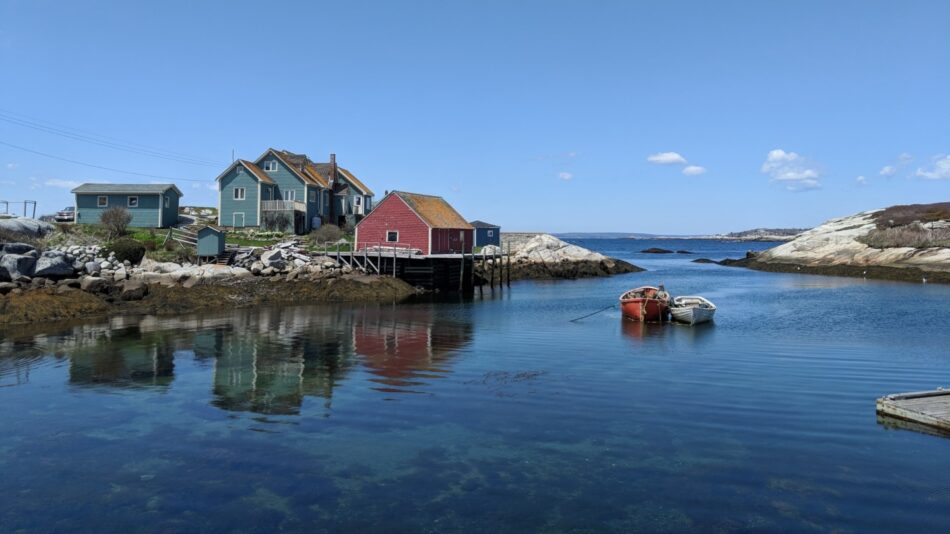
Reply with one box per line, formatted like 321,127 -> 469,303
214,148 -> 374,234
71,183 -> 182,228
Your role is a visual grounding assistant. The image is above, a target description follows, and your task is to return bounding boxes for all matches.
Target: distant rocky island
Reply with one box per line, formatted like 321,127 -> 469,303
555,229 -> 804,241
721,202 -> 950,283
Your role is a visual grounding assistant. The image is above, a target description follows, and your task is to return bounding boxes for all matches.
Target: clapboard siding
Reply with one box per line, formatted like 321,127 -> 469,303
432,228 -> 474,254
355,195 -> 430,252
219,167 -> 260,227
76,193 -> 162,228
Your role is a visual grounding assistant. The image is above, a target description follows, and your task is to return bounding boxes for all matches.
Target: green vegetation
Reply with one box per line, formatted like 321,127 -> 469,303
106,237 -> 146,264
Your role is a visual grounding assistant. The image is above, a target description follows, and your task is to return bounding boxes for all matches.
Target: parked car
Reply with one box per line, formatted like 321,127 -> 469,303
55,206 -> 75,222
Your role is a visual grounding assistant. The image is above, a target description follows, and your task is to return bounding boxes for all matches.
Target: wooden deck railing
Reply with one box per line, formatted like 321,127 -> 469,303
261,200 -> 305,212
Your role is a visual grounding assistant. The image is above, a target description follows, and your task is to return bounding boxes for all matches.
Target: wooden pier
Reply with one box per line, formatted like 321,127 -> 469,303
876,389 -> 950,435
325,246 -> 511,294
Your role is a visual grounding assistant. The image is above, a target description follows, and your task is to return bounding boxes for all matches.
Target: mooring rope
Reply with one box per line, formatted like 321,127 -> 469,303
569,304 -> 616,322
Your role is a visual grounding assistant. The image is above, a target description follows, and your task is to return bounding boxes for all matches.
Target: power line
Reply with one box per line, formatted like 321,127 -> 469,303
0,139 -> 211,182
0,108 -> 226,167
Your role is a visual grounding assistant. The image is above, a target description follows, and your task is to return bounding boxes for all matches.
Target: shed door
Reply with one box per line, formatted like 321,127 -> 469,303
233,213 -> 245,227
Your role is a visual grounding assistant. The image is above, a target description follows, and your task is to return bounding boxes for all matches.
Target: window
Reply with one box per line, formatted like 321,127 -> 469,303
97,196 -> 108,208
353,196 -> 362,206
236,166 -> 244,174
264,160 -> 278,172
487,230 -> 494,237
127,196 -> 139,208
309,190 -> 316,202
164,196 -> 170,208
234,187 -> 246,200
283,190 -> 296,201
386,231 -> 399,243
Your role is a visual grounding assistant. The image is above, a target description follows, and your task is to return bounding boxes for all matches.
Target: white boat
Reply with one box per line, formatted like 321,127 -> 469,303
670,296 -> 716,325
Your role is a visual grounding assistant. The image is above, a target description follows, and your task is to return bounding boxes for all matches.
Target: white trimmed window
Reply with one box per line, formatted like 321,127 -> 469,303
236,166 -> 244,174
353,196 -> 362,207
97,196 -> 108,207
164,196 -> 170,208
127,196 -> 139,208
234,187 -> 246,200
309,190 -> 316,202
264,160 -> 278,172
283,190 -> 296,201
386,231 -> 399,243
487,230 -> 494,237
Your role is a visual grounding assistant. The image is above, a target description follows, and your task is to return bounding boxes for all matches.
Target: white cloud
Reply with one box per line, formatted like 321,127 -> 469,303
558,171 -> 573,181
856,175 -> 868,185
916,155 -> 950,180
898,152 -> 913,163
5,163 -> 16,169
205,183 -> 218,191
879,165 -> 896,177
647,152 -> 687,165
45,178 -> 81,189
682,165 -> 706,176
760,149 -> 821,191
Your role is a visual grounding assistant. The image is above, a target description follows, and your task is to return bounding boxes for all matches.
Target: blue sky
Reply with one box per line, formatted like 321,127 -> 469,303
1,0 -> 948,233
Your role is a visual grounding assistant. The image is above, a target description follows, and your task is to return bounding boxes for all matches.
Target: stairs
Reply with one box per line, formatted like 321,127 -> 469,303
214,249 -> 235,265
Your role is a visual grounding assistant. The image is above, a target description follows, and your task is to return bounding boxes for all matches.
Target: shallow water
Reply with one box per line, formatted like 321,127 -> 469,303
2,239 -> 950,531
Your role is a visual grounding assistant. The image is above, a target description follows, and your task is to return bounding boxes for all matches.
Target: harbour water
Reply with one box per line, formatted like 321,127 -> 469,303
2,239 -> 950,531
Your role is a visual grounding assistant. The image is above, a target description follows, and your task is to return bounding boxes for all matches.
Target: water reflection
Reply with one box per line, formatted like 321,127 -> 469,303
0,304 -> 474,415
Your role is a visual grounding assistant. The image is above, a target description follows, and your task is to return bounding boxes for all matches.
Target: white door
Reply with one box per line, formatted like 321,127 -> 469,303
233,213 -> 245,227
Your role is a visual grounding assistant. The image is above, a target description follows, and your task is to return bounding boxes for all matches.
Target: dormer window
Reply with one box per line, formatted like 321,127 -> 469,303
264,160 -> 278,172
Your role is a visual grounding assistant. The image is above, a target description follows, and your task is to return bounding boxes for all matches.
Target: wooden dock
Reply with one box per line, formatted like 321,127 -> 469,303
876,389 -> 950,434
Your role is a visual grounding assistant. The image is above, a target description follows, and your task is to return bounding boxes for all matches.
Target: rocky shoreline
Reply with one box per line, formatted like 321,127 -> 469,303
490,233 -> 642,280
711,204 -> 950,284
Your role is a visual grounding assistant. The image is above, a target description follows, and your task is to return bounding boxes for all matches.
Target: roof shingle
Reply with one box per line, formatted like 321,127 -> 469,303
394,191 -> 472,229
71,183 -> 183,196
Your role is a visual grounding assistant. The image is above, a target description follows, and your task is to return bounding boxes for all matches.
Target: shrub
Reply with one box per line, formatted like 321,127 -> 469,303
872,202 -> 950,229
311,224 -> 343,245
143,240 -> 157,251
101,207 -> 133,239
108,237 -> 146,264
858,222 -> 950,249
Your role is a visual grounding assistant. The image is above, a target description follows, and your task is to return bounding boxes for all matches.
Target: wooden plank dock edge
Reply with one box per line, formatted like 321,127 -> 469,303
876,388 -> 950,433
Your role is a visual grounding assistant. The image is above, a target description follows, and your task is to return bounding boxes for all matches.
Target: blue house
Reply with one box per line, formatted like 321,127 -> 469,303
71,183 -> 182,228
470,220 -> 501,247
215,148 -> 374,234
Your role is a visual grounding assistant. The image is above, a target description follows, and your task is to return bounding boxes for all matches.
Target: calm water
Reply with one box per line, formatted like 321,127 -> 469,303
2,239 -> 950,532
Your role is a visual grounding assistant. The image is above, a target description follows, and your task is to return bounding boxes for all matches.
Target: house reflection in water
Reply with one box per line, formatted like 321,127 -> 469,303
67,327 -> 177,389
208,304 -> 474,414
353,306 -> 473,393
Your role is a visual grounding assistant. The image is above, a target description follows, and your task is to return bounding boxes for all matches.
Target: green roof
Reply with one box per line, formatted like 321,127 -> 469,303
71,183 -> 183,196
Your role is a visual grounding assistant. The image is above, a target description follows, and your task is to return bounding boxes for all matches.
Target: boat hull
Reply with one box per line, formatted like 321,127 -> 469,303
670,306 -> 715,325
620,298 -> 670,322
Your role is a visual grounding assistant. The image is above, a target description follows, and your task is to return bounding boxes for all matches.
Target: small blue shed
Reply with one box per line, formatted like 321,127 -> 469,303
196,226 -> 226,257
71,183 -> 182,228
470,220 -> 501,247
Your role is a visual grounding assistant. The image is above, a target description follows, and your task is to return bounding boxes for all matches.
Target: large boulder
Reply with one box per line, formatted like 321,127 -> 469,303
0,254 -> 37,282
33,251 -> 75,278
0,217 -> 54,237
2,242 -> 36,255
120,278 -> 148,301
80,276 -> 109,293
260,249 -> 287,269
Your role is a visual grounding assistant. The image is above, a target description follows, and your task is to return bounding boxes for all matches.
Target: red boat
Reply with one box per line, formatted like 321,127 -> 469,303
620,286 -> 671,322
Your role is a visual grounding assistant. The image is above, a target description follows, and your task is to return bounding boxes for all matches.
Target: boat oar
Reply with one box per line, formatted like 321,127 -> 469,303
569,304 -> 616,322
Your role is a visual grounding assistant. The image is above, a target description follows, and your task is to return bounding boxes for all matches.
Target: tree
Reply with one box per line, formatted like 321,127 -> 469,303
101,207 -> 133,239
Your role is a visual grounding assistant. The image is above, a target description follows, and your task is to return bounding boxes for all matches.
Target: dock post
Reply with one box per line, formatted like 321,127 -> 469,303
490,250 -> 495,289
392,246 -> 397,277
459,252 -> 464,293
506,243 -> 511,287
470,246 -> 476,294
